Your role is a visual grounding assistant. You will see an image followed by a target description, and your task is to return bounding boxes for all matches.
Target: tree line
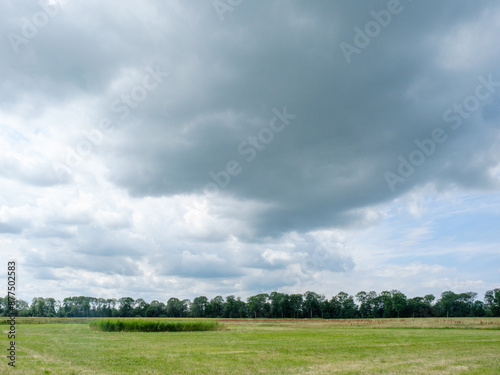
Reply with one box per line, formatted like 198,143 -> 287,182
1,289 -> 499,319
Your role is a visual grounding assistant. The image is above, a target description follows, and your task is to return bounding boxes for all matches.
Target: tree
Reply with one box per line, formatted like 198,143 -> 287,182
133,298 -> 148,317
303,291 -> 323,319
80,297 -> 90,317
364,291 -> 378,318
223,295 -> 238,318
379,291 -> 394,318
108,299 -> 119,317
30,297 -> 58,317
0,296 -> 28,316
166,297 -> 181,317
424,294 -> 435,306
289,294 -> 303,319
456,292 -> 477,317
45,298 -> 58,317
335,292 -> 358,318
16,299 -> 30,316
371,294 -> 384,318
331,292 -> 357,319
146,300 -> 166,317
118,297 -> 134,317
191,296 -> 208,318
207,296 -> 224,318
96,298 -> 112,317
247,293 -> 270,318
356,291 -> 369,318
471,300 -> 485,317
270,292 -> 290,318
391,290 -> 407,318
434,291 -> 458,317
484,288 -> 500,317
235,297 -> 248,318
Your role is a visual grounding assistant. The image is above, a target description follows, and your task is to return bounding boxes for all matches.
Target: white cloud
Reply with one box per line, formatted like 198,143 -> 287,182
1,0 -> 499,304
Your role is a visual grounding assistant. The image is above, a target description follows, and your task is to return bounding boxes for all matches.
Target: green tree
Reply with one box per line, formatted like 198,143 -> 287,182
471,300 -> 485,317
484,288 -> 500,317
235,297 -> 248,318
166,297 -> 181,317
133,298 -> 148,317
338,292 -> 358,318
247,293 -> 270,318
207,296 -> 224,318
223,295 -> 239,318
355,291 -> 369,318
30,297 -> 48,317
146,300 -> 166,317
289,294 -> 303,319
191,296 -> 208,317
391,290 -> 407,318
118,297 -> 135,317
434,291 -> 457,317
303,291 -> 323,318
270,292 -> 291,318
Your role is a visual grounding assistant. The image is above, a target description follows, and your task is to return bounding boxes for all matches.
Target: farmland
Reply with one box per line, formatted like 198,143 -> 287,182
1,317 -> 499,374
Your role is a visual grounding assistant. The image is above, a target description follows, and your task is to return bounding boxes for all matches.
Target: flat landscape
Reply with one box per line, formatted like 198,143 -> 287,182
1,318 -> 499,374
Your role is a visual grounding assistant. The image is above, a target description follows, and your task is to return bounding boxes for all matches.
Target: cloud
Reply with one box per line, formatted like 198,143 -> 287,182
1,0 -> 499,303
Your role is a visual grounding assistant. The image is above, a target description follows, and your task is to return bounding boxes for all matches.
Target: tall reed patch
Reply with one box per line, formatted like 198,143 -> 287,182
89,319 -> 223,332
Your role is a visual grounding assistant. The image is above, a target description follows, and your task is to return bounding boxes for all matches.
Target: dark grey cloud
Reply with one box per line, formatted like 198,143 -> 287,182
2,0 -> 500,302
82,0 -> 500,238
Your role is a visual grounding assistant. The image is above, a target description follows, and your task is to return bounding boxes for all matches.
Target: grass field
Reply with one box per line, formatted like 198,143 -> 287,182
1,317 -> 499,374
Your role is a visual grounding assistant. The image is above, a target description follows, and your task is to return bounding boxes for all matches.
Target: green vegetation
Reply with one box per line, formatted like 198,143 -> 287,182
89,319 -> 222,332
3,288 -> 500,319
1,318 -> 499,374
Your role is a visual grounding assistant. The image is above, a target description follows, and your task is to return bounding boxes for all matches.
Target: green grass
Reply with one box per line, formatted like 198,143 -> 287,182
0,317 -> 95,325
1,318 -> 499,374
89,319 -> 222,332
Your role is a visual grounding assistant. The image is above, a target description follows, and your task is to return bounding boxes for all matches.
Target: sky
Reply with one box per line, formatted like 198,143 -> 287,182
1,0 -> 499,304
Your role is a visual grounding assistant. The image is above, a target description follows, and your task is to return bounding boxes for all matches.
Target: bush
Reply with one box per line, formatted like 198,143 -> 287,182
89,319 -> 223,332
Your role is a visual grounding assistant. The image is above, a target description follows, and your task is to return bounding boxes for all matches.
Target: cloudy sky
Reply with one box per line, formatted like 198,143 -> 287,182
1,0 -> 499,304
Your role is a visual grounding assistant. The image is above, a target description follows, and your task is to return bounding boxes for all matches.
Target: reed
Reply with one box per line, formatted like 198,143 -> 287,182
89,319 -> 223,332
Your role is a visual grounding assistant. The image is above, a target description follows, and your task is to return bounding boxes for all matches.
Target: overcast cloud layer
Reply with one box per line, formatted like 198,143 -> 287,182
1,0 -> 499,303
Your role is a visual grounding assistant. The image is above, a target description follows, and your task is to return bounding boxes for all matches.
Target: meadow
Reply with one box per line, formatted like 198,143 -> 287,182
1,317 -> 499,374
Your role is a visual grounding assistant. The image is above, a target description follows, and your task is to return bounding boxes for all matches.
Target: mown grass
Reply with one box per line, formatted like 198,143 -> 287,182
0,318 -> 499,374
89,319 -> 222,332
0,317 -> 95,325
